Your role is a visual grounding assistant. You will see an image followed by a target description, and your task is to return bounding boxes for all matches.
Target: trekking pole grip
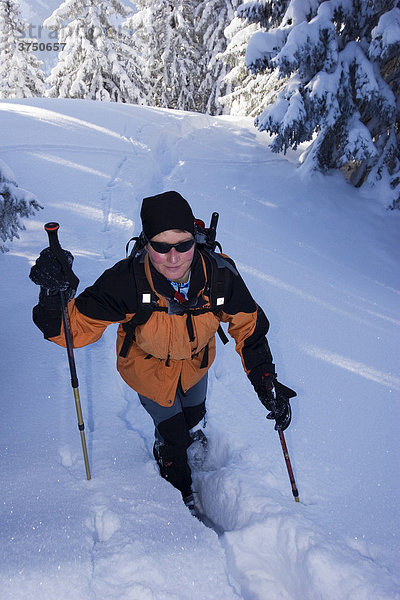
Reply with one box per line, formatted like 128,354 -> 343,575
44,222 -> 79,289
44,221 -> 61,249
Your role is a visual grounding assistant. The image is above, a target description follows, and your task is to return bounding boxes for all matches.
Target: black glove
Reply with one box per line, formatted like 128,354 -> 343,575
257,385 -> 292,431
30,247 -> 77,306
248,364 -> 292,431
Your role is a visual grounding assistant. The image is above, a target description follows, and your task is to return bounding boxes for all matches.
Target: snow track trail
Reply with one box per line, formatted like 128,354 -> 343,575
1,98 -> 399,599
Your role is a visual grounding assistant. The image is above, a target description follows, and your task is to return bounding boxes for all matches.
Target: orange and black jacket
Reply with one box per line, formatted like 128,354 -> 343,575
33,248 -> 274,406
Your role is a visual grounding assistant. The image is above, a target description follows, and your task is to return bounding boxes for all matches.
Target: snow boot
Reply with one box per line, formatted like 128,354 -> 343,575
153,441 -> 193,498
187,428 -> 208,470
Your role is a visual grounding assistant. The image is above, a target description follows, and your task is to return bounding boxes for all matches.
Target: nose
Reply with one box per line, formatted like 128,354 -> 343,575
166,248 -> 180,264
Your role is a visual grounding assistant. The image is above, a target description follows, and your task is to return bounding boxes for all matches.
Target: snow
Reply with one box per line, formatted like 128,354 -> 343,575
371,7 -> 400,48
341,113 -> 377,163
245,28 -> 288,67
0,97 -> 399,600
281,0 -> 320,27
370,7 -> 400,64
0,157 -> 16,182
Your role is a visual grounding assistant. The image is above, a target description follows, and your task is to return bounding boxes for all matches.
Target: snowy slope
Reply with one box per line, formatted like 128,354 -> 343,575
0,98 -> 399,600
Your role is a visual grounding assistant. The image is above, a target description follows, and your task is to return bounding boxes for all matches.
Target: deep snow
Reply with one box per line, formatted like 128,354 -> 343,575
0,98 -> 399,600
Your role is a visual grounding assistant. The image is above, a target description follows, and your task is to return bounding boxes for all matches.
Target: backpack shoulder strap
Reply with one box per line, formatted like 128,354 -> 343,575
200,248 -> 234,345
119,253 -> 161,358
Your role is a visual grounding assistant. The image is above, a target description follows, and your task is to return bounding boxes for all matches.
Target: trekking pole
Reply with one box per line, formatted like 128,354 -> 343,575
278,429 -> 299,502
44,222 -> 91,481
272,381 -> 299,502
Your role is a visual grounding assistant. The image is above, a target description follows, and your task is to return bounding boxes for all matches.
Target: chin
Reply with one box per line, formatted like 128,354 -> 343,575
165,267 -> 187,280
165,269 -> 184,278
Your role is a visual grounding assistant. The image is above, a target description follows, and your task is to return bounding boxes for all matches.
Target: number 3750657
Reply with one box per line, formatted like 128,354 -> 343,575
18,42 -> 66,52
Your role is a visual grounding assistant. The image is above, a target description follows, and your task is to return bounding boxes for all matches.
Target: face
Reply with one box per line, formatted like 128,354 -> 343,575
147,229 -> 195,283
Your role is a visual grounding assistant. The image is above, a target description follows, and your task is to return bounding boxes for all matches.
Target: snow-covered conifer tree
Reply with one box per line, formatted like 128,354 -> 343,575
369,5 -> 400,207
44,0 -> 145,103
0,159 -> 42,253
126,0 -> 217,112
195,0 -> 239,115
244,0 -> 400,201
161,0 -> 202,111
219,0 -> 289,116
219,10 -> 263,115
124,0 -> 166,107
0,0 -> 46,98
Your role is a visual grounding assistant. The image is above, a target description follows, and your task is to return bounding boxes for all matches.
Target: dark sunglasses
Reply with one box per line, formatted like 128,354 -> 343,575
148,238 -> 195,254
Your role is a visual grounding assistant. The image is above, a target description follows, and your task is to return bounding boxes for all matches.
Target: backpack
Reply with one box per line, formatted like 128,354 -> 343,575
119,213 -> 235,359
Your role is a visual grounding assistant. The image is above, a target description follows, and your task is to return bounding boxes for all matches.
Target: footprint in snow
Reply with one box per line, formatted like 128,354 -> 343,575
87,505 -> 121,543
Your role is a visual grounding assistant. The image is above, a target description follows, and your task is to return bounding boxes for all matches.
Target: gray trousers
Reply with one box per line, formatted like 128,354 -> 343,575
137,374 -> 208,496
138,373 -> 208,433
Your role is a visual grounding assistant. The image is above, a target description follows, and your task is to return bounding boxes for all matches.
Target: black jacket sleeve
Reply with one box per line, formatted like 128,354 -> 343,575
216,255 -> 275,386
32,257 -> 138,341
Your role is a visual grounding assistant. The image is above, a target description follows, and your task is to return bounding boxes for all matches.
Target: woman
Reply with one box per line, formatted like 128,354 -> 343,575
30,191 -> 291,512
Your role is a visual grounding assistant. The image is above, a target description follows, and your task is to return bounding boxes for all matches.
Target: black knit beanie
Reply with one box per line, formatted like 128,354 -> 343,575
140,191 -> 195,240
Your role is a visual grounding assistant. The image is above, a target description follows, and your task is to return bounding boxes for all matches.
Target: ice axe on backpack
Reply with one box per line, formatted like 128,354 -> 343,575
44,222 -> 91,480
